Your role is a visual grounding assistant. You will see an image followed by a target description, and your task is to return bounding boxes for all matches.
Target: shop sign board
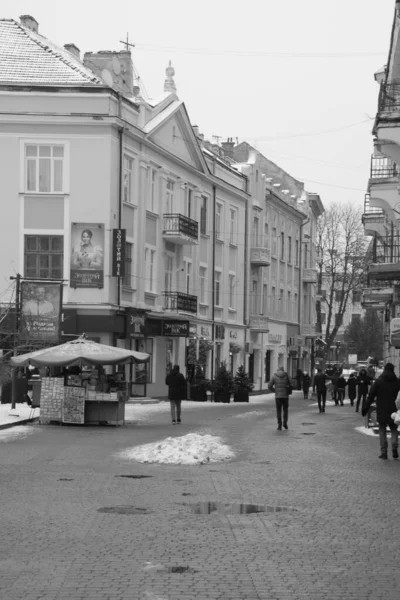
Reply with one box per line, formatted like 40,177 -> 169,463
268,333 -> 282,343
390,318 -> 400,347
200,326 -> 210,338
163,320 -> 189,337
112,229 -> 126,277
20,281 -> 62,342
70,222 -> 104,288
126,309 -> 146,337
348,354 -> 358,364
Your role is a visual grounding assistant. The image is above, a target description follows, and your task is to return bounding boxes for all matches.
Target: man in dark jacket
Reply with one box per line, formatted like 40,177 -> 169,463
355,368 -> 371,413
314,368 -> 330,413
268,366 -> 291,430
362,363 -> 399,459
165,365 -> 187,424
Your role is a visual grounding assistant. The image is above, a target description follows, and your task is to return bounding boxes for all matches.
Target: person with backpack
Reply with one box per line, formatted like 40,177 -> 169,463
165,365 -> 187,424
268,366 -> 292,430
362,363 -> 399,460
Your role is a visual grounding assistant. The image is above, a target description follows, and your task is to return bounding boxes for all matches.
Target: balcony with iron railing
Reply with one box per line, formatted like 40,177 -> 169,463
370,155 -> 400,179
378,81 -> 400,113
368,234 -> 400,280
362,193 -> 386,236
162,214 -> 198,245
162,291 -> 197,314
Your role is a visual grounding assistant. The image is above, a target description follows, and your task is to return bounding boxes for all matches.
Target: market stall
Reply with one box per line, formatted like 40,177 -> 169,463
10,335 -> 150,426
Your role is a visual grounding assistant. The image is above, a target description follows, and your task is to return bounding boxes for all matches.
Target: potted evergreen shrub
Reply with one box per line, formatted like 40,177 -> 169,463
214,361 -> 234,403
233,365 -> 254,402
190,364 -> 209,402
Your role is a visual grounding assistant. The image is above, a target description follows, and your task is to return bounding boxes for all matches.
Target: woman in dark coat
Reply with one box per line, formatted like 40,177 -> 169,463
165,365 -> 187,424
347,372 -> 357,407
355,368 -> 371,413
302,371 -> 311,399
362,363 -> 399,459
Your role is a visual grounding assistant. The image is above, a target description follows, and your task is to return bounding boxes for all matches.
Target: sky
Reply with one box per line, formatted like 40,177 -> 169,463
1,0 -> 395,209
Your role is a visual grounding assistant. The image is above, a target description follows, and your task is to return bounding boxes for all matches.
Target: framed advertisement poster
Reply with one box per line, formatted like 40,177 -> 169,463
20,281 -> 62,342
70,223 -> 104,288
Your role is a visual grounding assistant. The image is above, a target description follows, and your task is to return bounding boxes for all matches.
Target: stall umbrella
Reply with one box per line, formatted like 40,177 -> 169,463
10,334 -> 150,426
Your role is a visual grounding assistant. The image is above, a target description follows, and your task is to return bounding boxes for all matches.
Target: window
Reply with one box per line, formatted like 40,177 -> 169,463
303,243 -> 308,268
335,313 -> 343,327
149,169 -> 157,212
229,274 -> 235,309
295,239 -> 299,267
252,281 -> 259,314
186,188 -> 193,219
272,227 -> 277,256
280,233 -> 285,260
165,180 -> 174,213
262,284 -> 268,315
352,313 -> 361,322
321,313 -> 326,325
216,203 -> 223,240
215,271 -> 221,306
123,156 -> 134,203
25,144 -> 64,193
335,290 -> 344,302
321,289 -> 327,300
164,256 -> 173,291
185,261 -> 192,295
253,216 -> 260,247
24,235 -> 63,279
288,236 -> 292,264
229,208 -> 237,244
200,196 -> 208,235
352,291 -> 362,303
264,223 -> 269,249
199,266 -> 207,304
123,242 -> 133,288
144,247 -> 156,292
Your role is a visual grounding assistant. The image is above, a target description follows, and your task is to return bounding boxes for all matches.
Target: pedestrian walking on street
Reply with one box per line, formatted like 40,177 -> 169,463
337,374 -> 347,406
314,368 -> 330,413
302,371 -> 311,399
362,362 -> 400,460
268,366 -> 292,430
347,372 -> 357,407
355,368 -> 371,413
165,365 -> 187,424
330,372 -> 339,405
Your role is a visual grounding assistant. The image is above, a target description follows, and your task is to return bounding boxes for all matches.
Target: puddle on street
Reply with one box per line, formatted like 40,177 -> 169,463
189,502 -> 297,515
301,422 -> 316,426
166,566 -> 198,574
115,475 -> 153,479
97,506 -> 153,515
301,432 -> 316,435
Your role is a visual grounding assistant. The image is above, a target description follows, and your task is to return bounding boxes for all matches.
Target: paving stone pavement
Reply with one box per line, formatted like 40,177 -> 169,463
0,394 -> 399,599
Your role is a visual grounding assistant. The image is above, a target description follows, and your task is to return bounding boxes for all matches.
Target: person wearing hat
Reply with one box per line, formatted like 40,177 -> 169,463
362,362 -> 400,459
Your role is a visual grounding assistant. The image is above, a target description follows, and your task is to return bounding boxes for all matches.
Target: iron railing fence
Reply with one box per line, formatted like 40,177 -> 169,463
370,155 -> 399,179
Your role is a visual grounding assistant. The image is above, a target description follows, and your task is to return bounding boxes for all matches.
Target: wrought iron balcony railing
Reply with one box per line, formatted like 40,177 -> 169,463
378,81 -> 400,112
372,235 -> 400,263
363,193 -> 384,215
162,291 -> 197,314
163,214 -> 198,240
370,155 -> 399,179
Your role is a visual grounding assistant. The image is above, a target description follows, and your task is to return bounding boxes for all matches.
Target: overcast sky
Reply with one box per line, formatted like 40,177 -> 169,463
2,0 -> 395,209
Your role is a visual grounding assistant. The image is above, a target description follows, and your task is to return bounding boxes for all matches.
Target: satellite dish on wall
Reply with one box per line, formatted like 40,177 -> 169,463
112,57 -> 121,75
101,69 -> 114,87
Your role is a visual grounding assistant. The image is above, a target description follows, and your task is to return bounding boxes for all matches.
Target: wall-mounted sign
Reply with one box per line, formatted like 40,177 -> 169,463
268,333 -> 282,343
70,223 -> 104,288
20,281 -> 62,342
390,318 -> 400,347
200,326 -> 210,338
229,330 -> 238,339
126,309 -> 146,337
112,229 -> 126,277
163,320 -> 189,337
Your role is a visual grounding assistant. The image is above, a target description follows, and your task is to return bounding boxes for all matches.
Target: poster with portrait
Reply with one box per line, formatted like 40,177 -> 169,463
20,281 -> 62,342
70,223 -> 104,288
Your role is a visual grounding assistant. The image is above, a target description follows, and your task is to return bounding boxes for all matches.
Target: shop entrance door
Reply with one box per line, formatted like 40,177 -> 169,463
249,352 -> 254,383
264,350 -> 271,383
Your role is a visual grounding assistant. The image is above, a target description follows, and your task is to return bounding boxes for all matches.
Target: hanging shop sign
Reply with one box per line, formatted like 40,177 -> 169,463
112,229 -> 126,277
126,309 -> 146,338
70,222 -> 104,288
163,320 -> 190,337
20,281 -> 62,342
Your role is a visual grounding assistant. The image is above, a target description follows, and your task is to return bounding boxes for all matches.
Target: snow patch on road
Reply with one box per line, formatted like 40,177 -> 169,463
116,432 -> 235,465
0,425 -> 39,442
232,410 -> 265,419
355,426 -> 379,437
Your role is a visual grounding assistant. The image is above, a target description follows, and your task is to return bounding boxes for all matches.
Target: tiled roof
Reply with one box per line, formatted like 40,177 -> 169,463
0,19 -> 103,86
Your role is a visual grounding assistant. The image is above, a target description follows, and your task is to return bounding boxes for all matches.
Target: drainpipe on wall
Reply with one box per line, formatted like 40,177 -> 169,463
211,183 -> 216,383
117,96 -> 124,309
298,217 -> 310,374
243,175 -> 249,371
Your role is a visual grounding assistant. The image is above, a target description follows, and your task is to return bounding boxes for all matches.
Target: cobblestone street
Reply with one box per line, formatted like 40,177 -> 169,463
1,393 -> 399,600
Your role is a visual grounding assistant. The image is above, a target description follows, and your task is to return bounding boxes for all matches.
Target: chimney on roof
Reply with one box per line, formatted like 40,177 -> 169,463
64,43 -> 81,61
83,50 -> 134,96
221,137 -> 235,159
20,15 -> 38,33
